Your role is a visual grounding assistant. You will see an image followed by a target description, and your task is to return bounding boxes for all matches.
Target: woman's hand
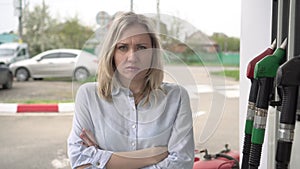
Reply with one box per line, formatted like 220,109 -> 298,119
79,128 -> 100,148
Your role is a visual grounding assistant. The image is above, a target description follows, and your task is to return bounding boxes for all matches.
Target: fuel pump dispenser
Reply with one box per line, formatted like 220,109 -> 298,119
241,40 -> 276,169
248,40 -> 286,169
275,56 -> 300,169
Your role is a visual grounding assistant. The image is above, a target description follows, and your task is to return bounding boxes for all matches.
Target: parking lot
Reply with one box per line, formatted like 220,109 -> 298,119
0,79 -> 81,103
0,65 -> 240,169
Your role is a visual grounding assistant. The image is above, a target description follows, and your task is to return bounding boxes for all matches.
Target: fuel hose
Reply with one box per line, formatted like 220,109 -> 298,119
241,45 -> 275,169
275,56 -> 300,169
249,47 -> 286,169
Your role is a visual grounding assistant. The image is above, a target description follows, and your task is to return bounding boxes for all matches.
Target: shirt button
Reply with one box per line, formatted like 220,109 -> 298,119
132,124 -> 136,129
131,142 -> 135,146
96,161 -> 101,166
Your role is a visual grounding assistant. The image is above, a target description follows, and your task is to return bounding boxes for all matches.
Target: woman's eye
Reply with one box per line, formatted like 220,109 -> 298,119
117,45 -> 128,51
137,45 -> 147,50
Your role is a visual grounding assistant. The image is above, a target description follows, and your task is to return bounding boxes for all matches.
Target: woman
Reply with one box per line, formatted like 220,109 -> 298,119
68,12 -> 194,169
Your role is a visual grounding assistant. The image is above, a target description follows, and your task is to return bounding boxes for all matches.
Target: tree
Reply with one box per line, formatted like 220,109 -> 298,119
57,16 -> 94,50
22,2 -> 94,57
23,1 -> 59,56
210,33 -> 240,52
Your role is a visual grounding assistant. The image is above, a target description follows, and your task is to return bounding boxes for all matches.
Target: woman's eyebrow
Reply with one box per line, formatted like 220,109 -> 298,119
116,43 -> 128,45
137,43 -> 151,45
117,42 -> 150,46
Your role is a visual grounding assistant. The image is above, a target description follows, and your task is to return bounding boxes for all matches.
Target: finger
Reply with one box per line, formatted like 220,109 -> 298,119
84,129 -> 98,144
80,131 -> 94,146
81,141 -> 88,147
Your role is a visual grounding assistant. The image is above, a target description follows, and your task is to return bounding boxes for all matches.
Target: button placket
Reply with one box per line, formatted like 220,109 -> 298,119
127,90 -> 138,150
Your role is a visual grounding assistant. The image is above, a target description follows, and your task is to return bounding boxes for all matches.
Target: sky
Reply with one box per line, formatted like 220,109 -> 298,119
0,0 -> 241,37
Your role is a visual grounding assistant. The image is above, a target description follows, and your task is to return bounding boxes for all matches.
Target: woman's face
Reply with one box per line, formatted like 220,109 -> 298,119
114,24 -> 153,84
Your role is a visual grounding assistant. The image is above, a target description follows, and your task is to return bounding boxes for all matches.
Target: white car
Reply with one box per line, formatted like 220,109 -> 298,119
0,42 -> 30,65
9,49 -> 99,81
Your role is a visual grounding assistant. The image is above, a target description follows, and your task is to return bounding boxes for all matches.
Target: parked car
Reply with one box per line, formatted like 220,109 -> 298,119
0,42 -> 30,65
9,49 -> 98,81
0,64 -> 13,89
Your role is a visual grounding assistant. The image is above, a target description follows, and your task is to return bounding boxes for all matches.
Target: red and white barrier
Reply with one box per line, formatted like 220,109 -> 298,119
0,103 -> 74,113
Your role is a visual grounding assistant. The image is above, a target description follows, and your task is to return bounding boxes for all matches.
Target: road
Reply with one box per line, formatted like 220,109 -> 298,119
0,65 -> 240,168
0,114 -> 73,169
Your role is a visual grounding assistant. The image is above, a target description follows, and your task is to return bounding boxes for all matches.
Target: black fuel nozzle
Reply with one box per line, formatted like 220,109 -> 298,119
275,56 -> 300,169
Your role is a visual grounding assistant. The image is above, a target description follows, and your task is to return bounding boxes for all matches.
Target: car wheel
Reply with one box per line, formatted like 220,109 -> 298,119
74,67 -> 89,81
3,73 -> 13,89
33,78 -> 44,81
16,68 -> 30,81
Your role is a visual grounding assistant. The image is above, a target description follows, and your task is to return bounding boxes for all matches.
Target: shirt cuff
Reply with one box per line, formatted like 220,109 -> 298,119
92,149 -> 113,168
81,146 -> 113,169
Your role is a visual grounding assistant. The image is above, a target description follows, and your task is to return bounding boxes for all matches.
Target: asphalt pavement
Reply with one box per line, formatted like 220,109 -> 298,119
0,65 -> 240,169
0,114 -> 73,169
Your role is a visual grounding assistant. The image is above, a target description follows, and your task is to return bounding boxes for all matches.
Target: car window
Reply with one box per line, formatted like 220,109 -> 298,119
17,48 -> 26,57
41,53 -> 60,59
0,49 -> 15,57
60,53 -> 77,58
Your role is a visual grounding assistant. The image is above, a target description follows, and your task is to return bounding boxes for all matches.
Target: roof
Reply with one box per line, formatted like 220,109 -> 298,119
0,33 -> 18,44
0,42 -> 28,49
185,31 -> 217,45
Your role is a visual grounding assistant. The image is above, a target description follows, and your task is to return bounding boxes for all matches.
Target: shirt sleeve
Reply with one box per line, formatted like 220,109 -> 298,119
142,86 -> 195,169
67,84 -> 113,169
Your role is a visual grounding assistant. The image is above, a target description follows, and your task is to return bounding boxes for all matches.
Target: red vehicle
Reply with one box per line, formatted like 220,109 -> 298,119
194,144 -> 239,169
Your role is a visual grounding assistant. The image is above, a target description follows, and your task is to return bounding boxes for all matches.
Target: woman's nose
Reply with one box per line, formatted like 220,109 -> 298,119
127,48 -> 138,62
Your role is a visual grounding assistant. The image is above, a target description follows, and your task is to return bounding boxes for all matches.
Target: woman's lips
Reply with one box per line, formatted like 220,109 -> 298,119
125,66 -> 140,72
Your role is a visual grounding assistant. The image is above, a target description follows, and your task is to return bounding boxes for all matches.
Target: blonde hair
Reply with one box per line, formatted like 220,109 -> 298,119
97,12 -> 164,102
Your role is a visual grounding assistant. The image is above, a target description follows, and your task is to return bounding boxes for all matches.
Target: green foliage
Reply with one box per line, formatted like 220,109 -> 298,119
212,69 -> 240,81
23,2 -> 59,56
57,16 -> 94,49
22,3 -> 94,57
210,33 -> 240,52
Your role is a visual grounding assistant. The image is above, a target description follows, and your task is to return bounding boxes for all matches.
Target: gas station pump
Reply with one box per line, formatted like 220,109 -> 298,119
248,43 -> 286,169
241,41 -> 276,169
274,0 -> 300,168
241,0 -> 300,168
275,56 -> 300,169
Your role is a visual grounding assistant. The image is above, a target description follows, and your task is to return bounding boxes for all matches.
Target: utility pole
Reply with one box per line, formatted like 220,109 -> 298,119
156,0 -> 160,33
14,0 -> 23,42
19,0 -> 23,42
130,0 -> 133,12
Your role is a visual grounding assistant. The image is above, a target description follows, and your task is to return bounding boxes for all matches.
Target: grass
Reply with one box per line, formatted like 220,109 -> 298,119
5,99 -> 74,104
212,69 -> 240,81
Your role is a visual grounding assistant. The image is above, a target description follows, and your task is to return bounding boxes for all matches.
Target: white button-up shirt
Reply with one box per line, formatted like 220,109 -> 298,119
67,82 -> 194,169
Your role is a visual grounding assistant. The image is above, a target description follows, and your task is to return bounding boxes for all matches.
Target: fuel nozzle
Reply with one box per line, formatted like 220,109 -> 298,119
241,40 -> 276,169
275,56 -> 300,169
248,40 -> 286,169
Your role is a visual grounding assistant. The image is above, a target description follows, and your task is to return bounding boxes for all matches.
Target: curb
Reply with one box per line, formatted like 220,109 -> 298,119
0,103 -> 74,113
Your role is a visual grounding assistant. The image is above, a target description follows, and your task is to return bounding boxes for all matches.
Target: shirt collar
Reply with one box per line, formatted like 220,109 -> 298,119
111,77 -> 131,96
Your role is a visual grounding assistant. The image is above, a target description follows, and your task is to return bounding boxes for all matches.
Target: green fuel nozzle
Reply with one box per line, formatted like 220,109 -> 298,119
241,40 -> 276,169
249,39 -> 287,169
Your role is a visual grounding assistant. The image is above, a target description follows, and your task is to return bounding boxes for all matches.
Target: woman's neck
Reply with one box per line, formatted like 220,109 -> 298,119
119,76 -> 145,95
